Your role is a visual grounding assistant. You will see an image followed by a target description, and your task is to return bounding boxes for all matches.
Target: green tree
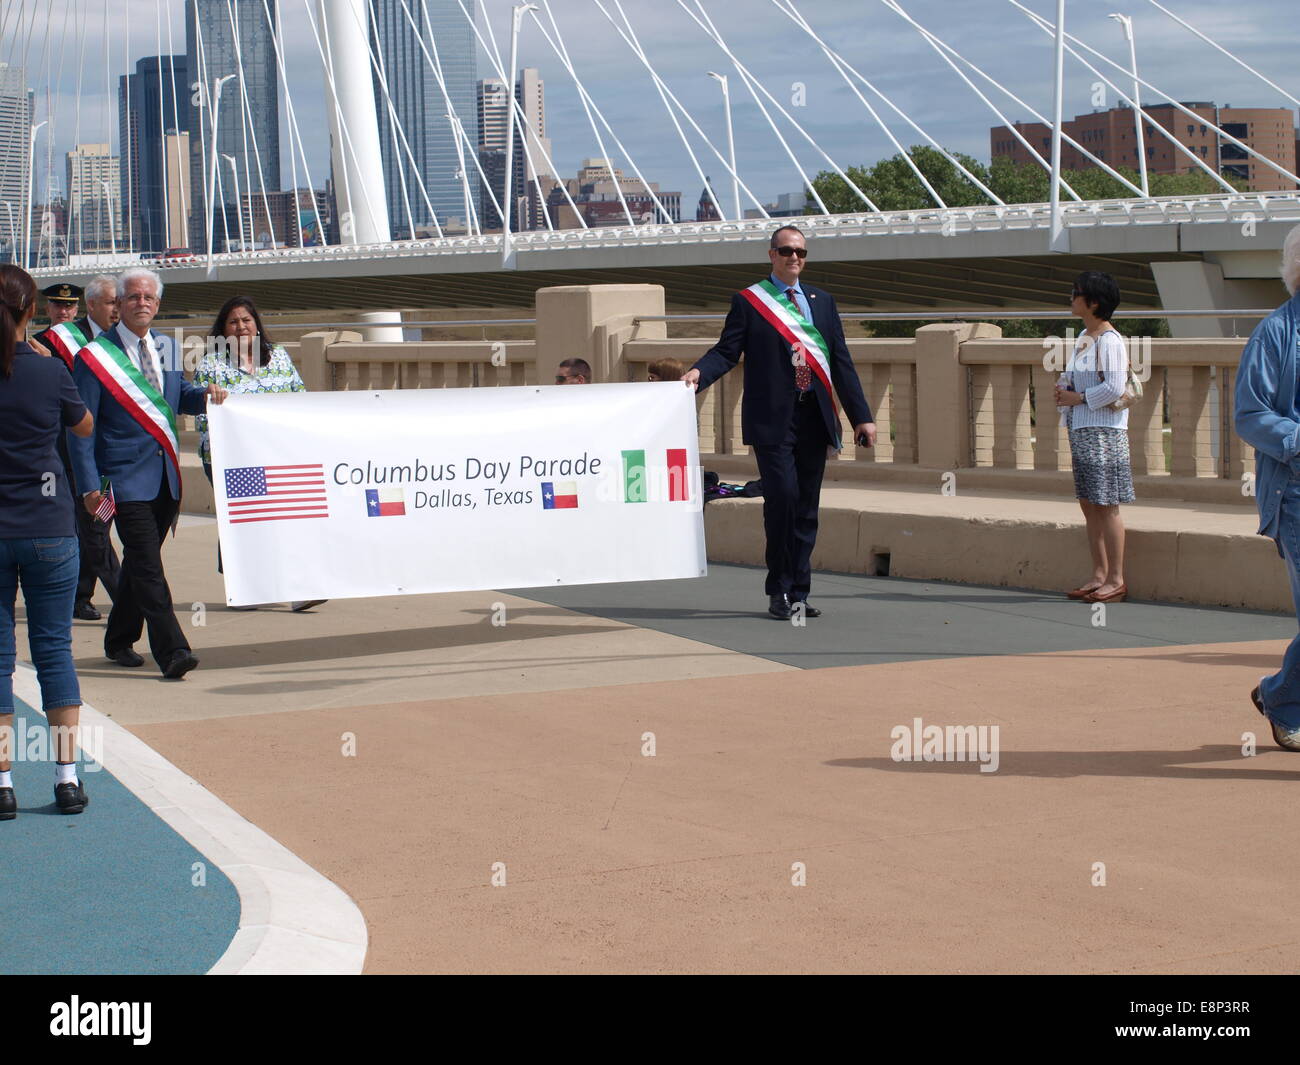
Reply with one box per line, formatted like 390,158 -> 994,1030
807,145 -> 993,213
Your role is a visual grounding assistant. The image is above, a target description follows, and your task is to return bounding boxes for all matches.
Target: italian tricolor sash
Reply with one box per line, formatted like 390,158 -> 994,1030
741,280 -> 841,443
79,332 -> 181,484
45,321 -> 89,369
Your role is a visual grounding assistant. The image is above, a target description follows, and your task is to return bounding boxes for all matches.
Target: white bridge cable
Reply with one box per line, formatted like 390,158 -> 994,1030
41,0 -> 70,265
884,1 -> 1142,197
164,0 -> 188,248
193,11 -> 215,257
1146,0 -> 1300,111
533,0 -> 675,226
1009,1 -> 1294,192
878,0 -> 1081,200
300,0 -> 385,244
415,0 -> 484,235
461,0 -> 572,232
1009,0 -> 1232,194
359,0 -> 444,239
227,0 -> 279,250
532,0 -> 635,227
596,0 -> 736,221
779,0 -> 1005,208
676,0 -> 874,214
364,1 -> 417,241
155,0 -> 170,247
123,0 -> 133,250
394,0 -> 510,234
474,2 -> 559,232
71,0 -> 88,257
263,0 -> 320,247
775,0 -> 948,209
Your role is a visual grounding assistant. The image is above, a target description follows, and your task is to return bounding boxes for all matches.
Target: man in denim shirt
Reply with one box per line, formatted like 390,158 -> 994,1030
1234,223 -> 1300,751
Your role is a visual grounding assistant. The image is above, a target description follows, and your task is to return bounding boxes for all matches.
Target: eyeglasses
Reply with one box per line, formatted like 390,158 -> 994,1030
773,245 -> 808,259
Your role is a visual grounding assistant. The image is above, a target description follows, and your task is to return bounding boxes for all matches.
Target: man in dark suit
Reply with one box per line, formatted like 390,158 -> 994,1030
33,277 -> 122,621
67,268 -> 226,678
684,225 -> 875,619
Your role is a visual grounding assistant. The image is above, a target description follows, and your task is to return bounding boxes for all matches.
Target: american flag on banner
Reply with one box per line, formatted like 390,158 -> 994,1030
223,464 -> 329,524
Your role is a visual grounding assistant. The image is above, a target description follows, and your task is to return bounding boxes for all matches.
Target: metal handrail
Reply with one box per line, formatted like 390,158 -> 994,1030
635,309 -> 1276,323
263,318 -> 537,330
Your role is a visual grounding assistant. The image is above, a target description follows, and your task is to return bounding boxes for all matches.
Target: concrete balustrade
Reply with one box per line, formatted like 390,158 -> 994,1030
175,284 -> 1261,511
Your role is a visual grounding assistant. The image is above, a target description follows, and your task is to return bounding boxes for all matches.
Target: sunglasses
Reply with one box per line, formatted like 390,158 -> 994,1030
773,245 -> 808,259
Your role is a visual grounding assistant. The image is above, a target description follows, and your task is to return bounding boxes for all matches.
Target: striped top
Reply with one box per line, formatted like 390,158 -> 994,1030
1059,328 -> 1130,430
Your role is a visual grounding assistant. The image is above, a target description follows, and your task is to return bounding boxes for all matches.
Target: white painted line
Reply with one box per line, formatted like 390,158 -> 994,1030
13,663 -> 367,975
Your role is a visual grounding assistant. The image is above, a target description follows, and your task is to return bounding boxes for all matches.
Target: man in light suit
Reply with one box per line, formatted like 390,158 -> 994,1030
68,268 -> 226,678
684,225 -> 876,619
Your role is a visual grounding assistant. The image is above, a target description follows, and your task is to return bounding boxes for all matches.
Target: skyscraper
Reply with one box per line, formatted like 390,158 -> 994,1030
0,63 -> 34,263
66,144 -> 121,253
185,0 -> 280,251
477,68 -> 551,231
119,55 -> 190,253
370,0 -> 480,239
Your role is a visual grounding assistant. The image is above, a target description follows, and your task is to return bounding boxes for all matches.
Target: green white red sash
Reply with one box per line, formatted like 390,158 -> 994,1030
45,321 -> 89,369
741,279 -> 840,443
79,332 -> 181,482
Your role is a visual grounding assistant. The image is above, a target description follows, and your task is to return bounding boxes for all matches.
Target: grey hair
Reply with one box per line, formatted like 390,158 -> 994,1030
84,274 -> 116,303
116,267 -> 164,302
1282,223 -> 1300,297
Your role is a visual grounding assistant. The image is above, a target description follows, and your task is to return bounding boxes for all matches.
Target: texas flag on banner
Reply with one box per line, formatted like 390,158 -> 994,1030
366,487 -> 406,516
621,448 -> 690,503
541,481 -> 578,509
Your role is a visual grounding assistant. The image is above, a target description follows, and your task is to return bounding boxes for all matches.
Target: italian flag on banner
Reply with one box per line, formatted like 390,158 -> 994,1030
46,321 -> 90,369
622,448 -> 690,503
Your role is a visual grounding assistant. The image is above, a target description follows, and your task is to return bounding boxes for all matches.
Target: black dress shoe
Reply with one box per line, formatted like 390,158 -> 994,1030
768,594 -> 792,620
792,600 -> 822,618
74,601 -> 102,621
107,647 -> 145,668
0,787 -> 15,821
54,780 -> 88,814
162,650 -> 200,679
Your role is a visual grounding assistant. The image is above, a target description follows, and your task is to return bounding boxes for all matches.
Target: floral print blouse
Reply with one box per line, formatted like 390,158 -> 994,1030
193,345 -> 306,465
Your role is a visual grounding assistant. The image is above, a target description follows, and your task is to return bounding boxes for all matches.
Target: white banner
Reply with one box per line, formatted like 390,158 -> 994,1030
207,383 -> 707,605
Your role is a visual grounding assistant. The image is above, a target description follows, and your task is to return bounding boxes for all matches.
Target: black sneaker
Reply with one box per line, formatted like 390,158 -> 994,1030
0,786 -> 15,820
54,780 -> 88,814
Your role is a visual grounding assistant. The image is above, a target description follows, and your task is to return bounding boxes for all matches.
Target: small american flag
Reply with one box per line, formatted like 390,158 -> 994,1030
94,482 -> 115,523
224,464 -> 329,524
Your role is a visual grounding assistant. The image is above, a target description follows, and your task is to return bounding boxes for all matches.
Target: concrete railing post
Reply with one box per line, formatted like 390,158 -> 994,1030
913,322 -> 1001,469
535,284 -> 666,383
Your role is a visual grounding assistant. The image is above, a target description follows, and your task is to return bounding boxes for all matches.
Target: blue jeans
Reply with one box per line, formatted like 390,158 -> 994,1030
0,536 -> 82,714
1260,477 -> 1300,731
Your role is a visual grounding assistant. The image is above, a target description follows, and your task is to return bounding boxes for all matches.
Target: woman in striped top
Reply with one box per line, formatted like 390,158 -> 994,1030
1054,271 -> 1135,604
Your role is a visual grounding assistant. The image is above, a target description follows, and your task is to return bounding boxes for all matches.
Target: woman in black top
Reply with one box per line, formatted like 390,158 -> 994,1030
0,264 -> 94,819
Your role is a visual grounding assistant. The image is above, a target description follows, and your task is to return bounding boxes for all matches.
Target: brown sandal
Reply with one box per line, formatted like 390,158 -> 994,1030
1083,583 -> 1127,603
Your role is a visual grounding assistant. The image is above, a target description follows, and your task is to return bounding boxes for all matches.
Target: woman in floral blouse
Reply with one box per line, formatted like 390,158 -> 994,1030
195,295 -> 325,612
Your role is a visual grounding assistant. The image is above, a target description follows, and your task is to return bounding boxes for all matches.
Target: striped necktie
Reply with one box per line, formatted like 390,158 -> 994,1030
789,288 -> 811,391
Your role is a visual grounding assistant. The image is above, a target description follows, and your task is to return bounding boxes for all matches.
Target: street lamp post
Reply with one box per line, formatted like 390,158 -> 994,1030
1108,12 -> 1149,197
1048,0 -> 1066,252
501,2 -> 538,267
206,74 -> 237,270
98,179 -> 118,259
223,155 -> 247,253
707,72 -> 740,223
25,120 -> 48,269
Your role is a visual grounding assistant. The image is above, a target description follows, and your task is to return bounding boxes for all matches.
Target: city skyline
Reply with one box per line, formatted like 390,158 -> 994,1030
6,0 -> 1299,248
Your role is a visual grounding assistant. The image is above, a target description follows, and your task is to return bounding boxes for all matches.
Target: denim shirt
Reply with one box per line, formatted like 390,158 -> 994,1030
1234,292 -> 1300,547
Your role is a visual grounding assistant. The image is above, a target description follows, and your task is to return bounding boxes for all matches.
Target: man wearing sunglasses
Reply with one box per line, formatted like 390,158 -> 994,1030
684,225 -> 875,619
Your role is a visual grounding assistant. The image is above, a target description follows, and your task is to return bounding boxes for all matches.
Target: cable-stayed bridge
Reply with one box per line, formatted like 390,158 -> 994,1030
3,0 -> 1298,324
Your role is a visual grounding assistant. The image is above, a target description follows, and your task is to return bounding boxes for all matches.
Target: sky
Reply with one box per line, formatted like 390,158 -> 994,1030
4,0 -> 1297,213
